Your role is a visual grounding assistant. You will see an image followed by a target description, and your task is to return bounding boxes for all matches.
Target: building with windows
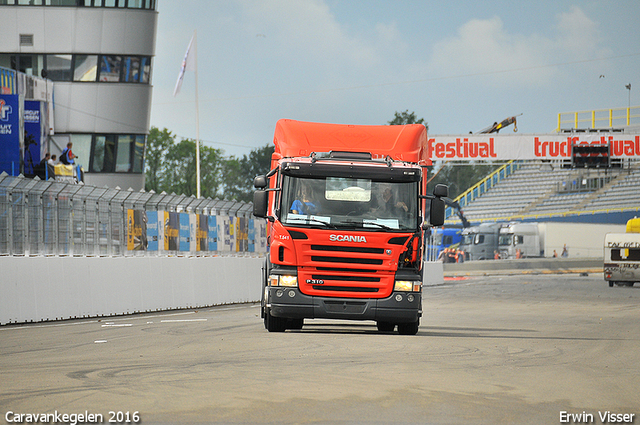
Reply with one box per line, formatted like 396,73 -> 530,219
0,0 -> 157,190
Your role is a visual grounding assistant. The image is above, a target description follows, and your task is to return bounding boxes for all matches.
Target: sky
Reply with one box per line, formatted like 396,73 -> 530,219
149,0 -> 640,158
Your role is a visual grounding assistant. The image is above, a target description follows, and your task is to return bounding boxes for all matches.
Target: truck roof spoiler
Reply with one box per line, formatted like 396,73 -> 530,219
310,151 -> 396,167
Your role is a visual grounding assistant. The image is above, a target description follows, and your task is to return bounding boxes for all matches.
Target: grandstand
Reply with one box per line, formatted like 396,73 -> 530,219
451,160 -> 640,224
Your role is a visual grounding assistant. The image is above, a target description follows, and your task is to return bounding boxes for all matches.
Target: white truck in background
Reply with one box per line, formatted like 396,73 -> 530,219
498,222 -> 541,258
497,222 -> 625,259
460,223 -> 502,260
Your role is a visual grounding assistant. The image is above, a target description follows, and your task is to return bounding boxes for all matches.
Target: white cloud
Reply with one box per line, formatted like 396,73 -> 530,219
427,6 -> 611,87
236,0 -> 402,79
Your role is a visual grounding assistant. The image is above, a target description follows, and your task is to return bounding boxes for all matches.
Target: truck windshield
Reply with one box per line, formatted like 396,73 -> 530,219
461,234 -> 474,245
281,176 -> 418,231
498,234 -> 513,246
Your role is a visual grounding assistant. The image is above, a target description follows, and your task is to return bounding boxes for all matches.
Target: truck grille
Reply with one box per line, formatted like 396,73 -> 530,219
310,256 -> 383,265
311,244 -> 384,254
297,243 -> 394,298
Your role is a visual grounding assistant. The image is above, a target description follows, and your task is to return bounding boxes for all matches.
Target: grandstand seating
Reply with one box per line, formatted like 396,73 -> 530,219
456,160 -> 640,223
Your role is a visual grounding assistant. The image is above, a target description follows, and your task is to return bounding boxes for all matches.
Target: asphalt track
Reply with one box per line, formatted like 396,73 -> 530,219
1,273 -> 638,424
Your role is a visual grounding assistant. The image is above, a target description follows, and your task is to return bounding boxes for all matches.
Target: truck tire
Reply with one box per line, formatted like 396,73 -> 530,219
264,309 -> 287,332
376,321 -> 395,332
397,319 -> 420,335
609,281 -> 614,287
287,318 -> 304,330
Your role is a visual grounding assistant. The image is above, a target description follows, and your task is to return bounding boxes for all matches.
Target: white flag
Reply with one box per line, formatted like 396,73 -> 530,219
173,33 -> 196,96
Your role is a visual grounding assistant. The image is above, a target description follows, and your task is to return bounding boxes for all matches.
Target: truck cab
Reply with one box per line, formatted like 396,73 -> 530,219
498,222 -> 542,259
460,222 -> 501,261
253,120 -> 447,335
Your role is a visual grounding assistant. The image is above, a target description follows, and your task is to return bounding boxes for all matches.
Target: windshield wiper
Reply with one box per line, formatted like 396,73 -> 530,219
362,221 -> 394,231
292,217 -> 336,228
335,219 -> 394,231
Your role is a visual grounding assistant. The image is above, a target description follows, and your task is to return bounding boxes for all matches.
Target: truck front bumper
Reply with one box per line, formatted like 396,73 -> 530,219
267,287 -> 422,323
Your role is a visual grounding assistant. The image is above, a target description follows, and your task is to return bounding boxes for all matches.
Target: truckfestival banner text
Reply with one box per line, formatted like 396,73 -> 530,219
428,133 -> 640,160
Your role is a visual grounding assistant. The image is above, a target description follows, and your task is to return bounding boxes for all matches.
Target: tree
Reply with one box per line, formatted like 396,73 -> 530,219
142,127 -> 274,202
388,110 -> 428,129
427,161 -> 499,199
162,139 -> 225,198
221,144 -> 275,202
145,127 -> 175,193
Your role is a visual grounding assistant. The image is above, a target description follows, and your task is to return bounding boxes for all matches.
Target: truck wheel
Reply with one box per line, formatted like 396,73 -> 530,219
264,309 -> 287,332
287,318 -> 304,330
376,321 -> 395,332
609,281 -> 614,287
397,319 -> 420,335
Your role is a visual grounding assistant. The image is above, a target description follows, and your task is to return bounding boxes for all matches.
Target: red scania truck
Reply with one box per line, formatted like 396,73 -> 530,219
253,119 -> 447,335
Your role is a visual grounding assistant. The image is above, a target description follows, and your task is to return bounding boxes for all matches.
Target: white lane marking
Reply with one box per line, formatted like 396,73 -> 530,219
160,319 -> 207,323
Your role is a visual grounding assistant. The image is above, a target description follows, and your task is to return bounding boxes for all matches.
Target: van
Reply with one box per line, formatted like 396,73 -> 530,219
604,233 -> 640,287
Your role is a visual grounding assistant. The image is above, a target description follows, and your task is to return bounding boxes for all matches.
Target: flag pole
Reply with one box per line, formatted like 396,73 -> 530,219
194,29 -> 201,198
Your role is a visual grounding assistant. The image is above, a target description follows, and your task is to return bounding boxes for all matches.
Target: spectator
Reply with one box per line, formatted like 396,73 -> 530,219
561,244 -> 568,257
60,142 -> 76,165
39,153 -> 50,168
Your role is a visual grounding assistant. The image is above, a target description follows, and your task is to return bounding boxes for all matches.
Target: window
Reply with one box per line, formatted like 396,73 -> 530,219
122,57 -> 140,82
1,53 -> 150,84
70,134 -> 92,168
73,55 -> 98,81
45,54 -> 72,81
116,135 -> 133,172
11,54 -> 43,77
132,135 -> 145,173
92,135 -> 116,172
139,57 -> 150,83
99,55 -> 121,82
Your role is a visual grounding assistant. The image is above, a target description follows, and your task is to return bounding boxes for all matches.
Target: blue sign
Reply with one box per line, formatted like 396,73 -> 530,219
147,211 -> 159,251
208,216 -> 218,252
179,213 -> 190,252
24,100 -> 42,175
0,94 -> 20,175
248,219 -> 255,252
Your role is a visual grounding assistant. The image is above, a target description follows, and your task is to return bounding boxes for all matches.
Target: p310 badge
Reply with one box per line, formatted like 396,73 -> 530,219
306,279 -> 324,284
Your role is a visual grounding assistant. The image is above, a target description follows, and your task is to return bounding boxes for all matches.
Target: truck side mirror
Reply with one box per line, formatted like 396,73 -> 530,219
430,197 -> 445,227
433,184 -> 448,198
253,190 -> 268,218
254,175 -> 268,189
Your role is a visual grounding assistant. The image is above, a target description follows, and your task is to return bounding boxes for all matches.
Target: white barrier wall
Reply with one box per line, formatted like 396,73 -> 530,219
0,256 -> 264,325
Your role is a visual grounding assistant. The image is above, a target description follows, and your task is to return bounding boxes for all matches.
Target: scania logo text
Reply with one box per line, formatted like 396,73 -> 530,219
329,234 -> 367,243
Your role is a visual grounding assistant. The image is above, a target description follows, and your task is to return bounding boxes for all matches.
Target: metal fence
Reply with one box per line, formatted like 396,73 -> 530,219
0,173 -> 266,257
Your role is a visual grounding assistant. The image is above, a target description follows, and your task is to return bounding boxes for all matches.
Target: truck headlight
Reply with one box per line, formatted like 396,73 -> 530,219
269,274 -> 298,287
394,280 -> 421,292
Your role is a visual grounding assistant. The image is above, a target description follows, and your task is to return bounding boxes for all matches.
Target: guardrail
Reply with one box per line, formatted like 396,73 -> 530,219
0,173 -> 266,257
557,106 -> 640,131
